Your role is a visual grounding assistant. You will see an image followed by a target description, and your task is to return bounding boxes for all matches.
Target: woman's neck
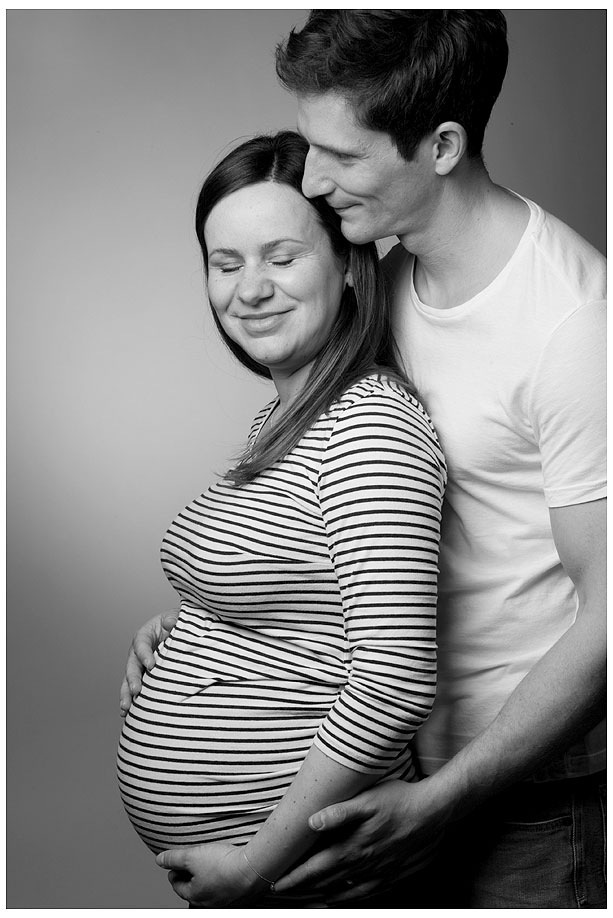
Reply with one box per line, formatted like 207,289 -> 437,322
270,360 -> 314,416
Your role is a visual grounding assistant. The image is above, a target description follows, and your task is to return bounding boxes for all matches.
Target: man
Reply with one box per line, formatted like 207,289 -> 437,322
122,11 -> 606,908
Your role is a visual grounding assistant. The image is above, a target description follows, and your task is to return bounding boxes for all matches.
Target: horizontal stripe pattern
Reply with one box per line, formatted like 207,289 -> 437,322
118,375 -> 446,872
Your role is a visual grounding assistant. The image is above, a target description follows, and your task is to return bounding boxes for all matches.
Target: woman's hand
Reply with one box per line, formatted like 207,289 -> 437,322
119,610 -> 179,716
156,842 -> 270,907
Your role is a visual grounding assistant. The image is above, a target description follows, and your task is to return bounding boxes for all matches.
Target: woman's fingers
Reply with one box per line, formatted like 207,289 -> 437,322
119,611 -> 180,715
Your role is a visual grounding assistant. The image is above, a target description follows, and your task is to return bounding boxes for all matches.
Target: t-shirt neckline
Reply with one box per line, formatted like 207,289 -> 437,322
410,192 -> 540,319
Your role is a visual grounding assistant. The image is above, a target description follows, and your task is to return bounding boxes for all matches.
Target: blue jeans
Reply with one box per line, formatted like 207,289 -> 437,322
410,770 -> 606,908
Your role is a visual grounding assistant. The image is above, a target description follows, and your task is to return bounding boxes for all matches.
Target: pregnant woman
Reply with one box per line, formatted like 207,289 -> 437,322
117,130 -> 446,908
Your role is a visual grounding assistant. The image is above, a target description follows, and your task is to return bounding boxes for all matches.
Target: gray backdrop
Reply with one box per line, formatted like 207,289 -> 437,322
7,9 -> 606,909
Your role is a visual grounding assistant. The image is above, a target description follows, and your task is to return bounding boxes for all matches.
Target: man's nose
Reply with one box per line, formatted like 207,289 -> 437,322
237,266 -> 274,305
302,149 -> 335,199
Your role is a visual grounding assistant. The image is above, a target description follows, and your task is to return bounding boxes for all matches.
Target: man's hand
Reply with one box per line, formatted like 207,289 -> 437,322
273,778 -> 444,902
156,842 -> 268,907
119,610 -> 178,716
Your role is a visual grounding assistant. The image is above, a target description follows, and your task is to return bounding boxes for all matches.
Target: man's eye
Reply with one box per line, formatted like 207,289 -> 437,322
218,264 -> 241,274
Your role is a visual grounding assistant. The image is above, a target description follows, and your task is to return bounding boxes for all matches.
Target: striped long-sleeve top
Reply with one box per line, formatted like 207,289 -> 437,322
118,375 -> 446,862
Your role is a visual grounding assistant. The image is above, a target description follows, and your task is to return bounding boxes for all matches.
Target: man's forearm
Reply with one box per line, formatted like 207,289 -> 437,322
423,606 -> 605,827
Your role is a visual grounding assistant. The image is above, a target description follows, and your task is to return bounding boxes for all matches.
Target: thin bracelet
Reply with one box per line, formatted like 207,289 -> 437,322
242,849 -> 276,893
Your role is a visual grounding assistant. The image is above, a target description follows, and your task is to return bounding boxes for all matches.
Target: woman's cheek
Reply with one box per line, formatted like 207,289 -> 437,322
207,279 -> 232,315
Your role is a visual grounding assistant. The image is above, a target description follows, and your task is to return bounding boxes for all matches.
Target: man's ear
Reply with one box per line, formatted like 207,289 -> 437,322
431,121 -> 468,176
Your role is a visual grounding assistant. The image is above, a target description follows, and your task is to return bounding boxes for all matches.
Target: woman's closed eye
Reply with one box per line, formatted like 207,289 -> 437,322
216,263 -> 242,274
270,257 -> 297,267
212,258 -> 297,274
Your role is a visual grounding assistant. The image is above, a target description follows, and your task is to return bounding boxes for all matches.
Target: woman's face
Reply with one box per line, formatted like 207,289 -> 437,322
204,181 -> 347,382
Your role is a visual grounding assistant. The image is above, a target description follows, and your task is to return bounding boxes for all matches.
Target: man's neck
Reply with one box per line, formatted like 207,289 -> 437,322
399,165 -> 530,310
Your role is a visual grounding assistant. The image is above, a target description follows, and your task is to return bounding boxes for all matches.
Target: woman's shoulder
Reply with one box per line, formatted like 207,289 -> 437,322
333,373 -> 431,428
325,374 -> 446,469
337,372 -> 415,405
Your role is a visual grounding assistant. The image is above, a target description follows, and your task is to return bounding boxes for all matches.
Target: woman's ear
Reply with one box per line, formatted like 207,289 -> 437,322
344,268 -> 354,288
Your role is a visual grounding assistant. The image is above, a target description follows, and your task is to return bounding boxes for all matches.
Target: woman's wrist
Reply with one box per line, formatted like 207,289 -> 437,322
238,847 -> 276,894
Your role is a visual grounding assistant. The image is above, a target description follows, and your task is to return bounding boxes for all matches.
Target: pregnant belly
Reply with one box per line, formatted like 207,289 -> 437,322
117,667 -> 337,853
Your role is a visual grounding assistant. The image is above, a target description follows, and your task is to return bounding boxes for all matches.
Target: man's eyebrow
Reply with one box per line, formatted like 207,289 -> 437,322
296,126 -> 364,158
321,143 -> 360,158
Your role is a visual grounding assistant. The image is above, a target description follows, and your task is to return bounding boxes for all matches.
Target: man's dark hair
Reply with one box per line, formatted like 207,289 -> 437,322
276,10 -> 508,160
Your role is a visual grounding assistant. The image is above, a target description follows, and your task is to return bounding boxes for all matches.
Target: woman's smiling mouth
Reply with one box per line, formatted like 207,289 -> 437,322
239,311 -> 291,334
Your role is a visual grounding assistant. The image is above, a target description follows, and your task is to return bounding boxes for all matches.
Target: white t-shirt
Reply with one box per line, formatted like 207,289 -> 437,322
391,195 -> 606,777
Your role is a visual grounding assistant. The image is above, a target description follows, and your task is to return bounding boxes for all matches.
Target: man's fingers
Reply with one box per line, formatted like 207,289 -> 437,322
309,798 -> 363,832
273,848 -> 341,893
327,881 -> 379,903
275,794 -> 381,894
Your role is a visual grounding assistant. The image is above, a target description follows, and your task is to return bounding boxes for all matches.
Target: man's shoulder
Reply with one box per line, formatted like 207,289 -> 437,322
524,197 -> 606,302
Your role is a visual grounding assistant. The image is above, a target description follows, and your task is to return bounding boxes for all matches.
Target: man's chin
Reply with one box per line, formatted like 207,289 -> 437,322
339,218 -> 378,245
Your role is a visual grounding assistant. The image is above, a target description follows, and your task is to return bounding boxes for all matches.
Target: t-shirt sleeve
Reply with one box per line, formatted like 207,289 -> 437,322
529,299 -> 606,508
313,387 -> 445,773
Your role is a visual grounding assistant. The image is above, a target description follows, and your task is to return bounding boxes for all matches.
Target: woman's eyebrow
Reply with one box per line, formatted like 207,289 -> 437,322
209,239 -> 305,258
261,238 -> 304,252
208,247 -> 239,258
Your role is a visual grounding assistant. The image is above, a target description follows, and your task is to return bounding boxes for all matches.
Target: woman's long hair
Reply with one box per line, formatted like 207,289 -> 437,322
195,130 -> 414,484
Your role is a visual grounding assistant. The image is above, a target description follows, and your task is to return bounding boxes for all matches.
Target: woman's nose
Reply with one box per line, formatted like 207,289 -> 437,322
302,149 -> 335,199
236,267 -> 274,305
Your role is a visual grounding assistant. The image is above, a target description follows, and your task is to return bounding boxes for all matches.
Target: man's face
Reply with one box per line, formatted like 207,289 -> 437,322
296,92 -> 437,245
